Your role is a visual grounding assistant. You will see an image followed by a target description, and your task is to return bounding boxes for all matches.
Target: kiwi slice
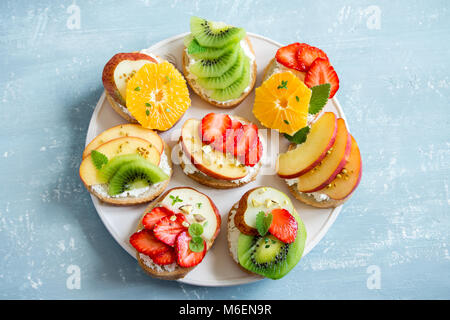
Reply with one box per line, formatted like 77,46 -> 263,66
190,16 -> 246,48
99,154 -> 146,183
209,57 -> 251,101
186,36 -> 238,60
108,159 -> 169,196
195,49 -> 245,89
189,45 -> 239,78
237,213 -> 307,280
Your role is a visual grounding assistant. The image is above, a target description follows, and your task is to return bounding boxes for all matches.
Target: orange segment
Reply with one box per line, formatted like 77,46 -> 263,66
253,72 -> 311,135
126,62 -> 191,131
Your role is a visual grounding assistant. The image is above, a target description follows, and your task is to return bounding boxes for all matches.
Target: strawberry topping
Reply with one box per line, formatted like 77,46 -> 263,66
142,206 -> 174,230
275,42 -> 302,71
304,58 -> 340,98
244,137 -> 263,167
151,247 -> 176,265
235,124 -> 259,160
296,43 -> 329,71
175,231 -> 207,268
129,229 -> 170,257
200,113 -> 231,144
153,214 -> 188,246
269,208 -> 298,244
212,119 -> 243,154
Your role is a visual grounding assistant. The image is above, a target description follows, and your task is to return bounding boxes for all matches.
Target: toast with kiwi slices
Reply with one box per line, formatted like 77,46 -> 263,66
79,124 -> 172,205
129,187 -> 221,280
227,187 -> 307,279
182,16 -> 257,109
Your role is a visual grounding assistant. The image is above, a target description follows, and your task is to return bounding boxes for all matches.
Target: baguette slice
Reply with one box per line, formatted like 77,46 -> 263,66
135,187 -> 221,280
182,37 -> 257,109
87,141 -> 172,206
177,116 -> 262,189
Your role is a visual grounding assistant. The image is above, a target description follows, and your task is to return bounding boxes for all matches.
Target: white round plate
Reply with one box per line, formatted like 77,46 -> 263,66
86,32 -> 346,287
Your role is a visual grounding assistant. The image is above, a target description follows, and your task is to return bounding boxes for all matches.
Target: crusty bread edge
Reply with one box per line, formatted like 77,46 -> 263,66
105,91 -> 139,124
87,141 -> 172,206
286,182 -> 350,209
182,36 -> 257,109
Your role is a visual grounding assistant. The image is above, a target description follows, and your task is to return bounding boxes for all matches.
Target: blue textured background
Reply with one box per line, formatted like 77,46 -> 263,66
0,0 -> 449,299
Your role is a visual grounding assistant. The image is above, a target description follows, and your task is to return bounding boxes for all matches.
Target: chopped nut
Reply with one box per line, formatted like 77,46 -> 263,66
265,199 -> 274,208
179,205 -> 193,215
169,215 -> 177,221
337,174 -> 342,179
181,221 -> 190,228
252,199 -> 261,207
193,214 -> 206,222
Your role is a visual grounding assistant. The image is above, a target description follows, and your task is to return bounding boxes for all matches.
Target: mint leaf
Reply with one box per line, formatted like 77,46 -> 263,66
91,150 -> 108,169
309,83 -> 330,114
255,211 -> 273,237
188,223 -> 204,237
169,195 -> 183,205
284,126 -> 310,145
189,236 -> 205,252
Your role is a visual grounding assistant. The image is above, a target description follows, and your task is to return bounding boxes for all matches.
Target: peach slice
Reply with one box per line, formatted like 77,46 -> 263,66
322,135 -> 362,200
79,136 -> 160,187
296,118 -> 351,193
102,52 -> 157,105
180,119 -> 248,181
277,112 -> 337,179
82,124 -> 163,159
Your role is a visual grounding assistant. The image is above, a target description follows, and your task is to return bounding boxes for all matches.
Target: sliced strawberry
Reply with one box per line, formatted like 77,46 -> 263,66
296,43 -> 329,71
199,113 -> 232,144
244,137 -> 263,167
304,58 -> 340,98
175,231 -> 207,268
212,119 -> 243,154
275,43 -> 302,71
151,247 -> 176,265
269,208 -> 298,244
153,214 -> 188,246
235,124 -> 259,160
129,229 -> 170,256
142,206 -> 174,230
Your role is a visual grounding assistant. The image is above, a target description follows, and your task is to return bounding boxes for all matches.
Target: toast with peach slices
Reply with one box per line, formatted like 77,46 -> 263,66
130,187 -> 221,280
178,113 -> 263,189
79,124 -> 172,205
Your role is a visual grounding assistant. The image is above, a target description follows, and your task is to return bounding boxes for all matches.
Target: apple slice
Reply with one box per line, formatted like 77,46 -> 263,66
296,118 -> 351,193
180,119 -> 248,181
234,187 -> 295,235
82,124 -> 163,159
158,187 -> 221,244
102,52 -> 157,105
277,112 -> 337,179
322,135 -> 362,200
79,136 -> 160,186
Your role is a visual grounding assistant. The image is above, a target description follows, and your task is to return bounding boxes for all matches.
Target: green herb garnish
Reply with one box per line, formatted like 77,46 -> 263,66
277,80 -> 288,90
295,96 -> 300,102
283,119 -> 290,125
189,235 -> 205,252
255,211 -> 273,237
309,83 -> 331,115
134,86 -> 141,91
91,150 -> 108,169
169,195 -> 183,205
284,126 -> 310,145
145,102 -> 151,107
188,223 -> 204,237
196,202 -> 202,209
145,109 -> 150,116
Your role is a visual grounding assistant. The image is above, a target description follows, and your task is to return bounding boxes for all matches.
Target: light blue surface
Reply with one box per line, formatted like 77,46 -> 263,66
0,0 -> 449,300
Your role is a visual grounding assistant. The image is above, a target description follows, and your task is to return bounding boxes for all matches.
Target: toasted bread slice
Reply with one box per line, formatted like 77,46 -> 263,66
263,57 -> 307,82
177,116 -> 262,189
182,37 -> 257,109
134,187 -> 221,280
87,141 -> 172,206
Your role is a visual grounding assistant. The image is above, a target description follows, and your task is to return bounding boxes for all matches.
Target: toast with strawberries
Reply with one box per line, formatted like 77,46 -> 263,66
129,187 -> 221,280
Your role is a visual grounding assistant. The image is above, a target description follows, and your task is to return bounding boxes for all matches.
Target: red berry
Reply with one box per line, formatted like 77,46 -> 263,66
151,247 -> 176,265
142,206 -> 174,230
199,113 -> 232,144
235,124 -> 259,160
304,58 -> 340,98
153,214 -> 188,246
296,43 -> 329,71
212,120 -> 243,154
269,208 -> 298,244
275,43 -> 302,71
129,229 -> 170,256
175,231 -> 207,268
244,137 -> 263,167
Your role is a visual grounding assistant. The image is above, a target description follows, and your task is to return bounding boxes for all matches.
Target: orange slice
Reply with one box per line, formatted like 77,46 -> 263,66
126,62 -> 191,131
253,72 -> 311,135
